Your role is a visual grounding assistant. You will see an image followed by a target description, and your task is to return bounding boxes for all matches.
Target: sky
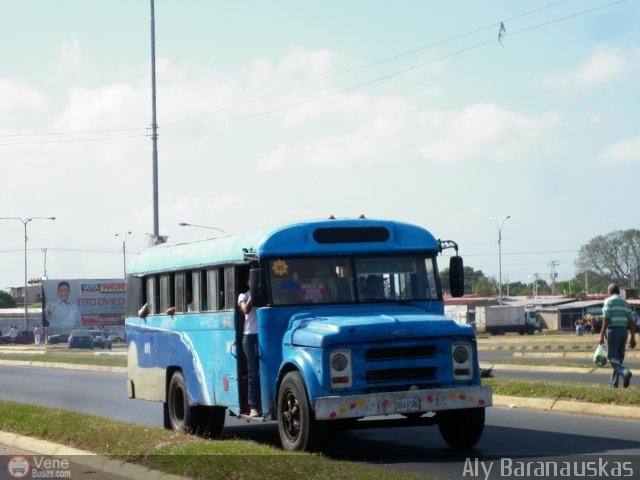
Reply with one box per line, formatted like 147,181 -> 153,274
1,0 -> 639,293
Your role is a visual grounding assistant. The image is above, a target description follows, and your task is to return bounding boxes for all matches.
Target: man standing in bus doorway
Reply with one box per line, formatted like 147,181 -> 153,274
238,282 -> 259,417
599,283 -> 636,388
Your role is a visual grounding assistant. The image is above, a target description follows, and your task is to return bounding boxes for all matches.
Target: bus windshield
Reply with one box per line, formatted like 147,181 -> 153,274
268,255 -> 439,306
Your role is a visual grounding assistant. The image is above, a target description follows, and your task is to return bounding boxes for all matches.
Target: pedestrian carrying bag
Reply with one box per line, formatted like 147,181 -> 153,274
593,344 -> 608,367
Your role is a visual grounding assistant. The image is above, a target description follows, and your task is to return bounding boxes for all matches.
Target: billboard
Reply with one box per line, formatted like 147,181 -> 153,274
42,279 -> 126,328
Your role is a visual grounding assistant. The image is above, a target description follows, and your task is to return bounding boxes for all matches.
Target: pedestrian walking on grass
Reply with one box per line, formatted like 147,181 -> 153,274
599,284 -> 636,388
9,325 -> 18,345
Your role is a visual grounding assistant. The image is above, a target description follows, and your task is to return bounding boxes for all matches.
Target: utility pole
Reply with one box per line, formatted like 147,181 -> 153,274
490,215 -> 511,305
548,261 -> 559,295
584,270 -> 588,295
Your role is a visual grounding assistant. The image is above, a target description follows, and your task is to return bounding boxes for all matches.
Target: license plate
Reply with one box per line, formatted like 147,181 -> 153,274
396,397 -> 420,412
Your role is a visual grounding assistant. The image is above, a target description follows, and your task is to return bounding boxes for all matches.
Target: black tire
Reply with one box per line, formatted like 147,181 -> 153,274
437,407 -> 485,449
192,406 -> 226,438
163,402 -> 172,429
277,371 -> 323,451
167,371 -> 193,433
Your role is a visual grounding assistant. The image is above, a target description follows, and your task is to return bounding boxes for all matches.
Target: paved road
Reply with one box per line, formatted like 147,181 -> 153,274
1,364 -> 639,479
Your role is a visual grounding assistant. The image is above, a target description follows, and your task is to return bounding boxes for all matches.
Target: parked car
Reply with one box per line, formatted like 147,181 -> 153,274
46,333 -> 69,345
0,330 -> 35,345
68,330 -> 94,349
90,330 -> 113,349
105,328 -> 125,343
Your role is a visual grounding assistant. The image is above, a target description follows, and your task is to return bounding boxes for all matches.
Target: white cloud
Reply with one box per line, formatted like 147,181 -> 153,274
257,143 -> 289,171
599,134 -> 640,165
541,45 -> 640,88
0,80 -> 49,123
417,104 -> 557,164
54,84 -> 147,135
292,95 -> 410,169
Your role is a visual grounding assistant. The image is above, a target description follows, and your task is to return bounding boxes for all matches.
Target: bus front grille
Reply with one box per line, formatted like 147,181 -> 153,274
365,366 -> 437,383
365,345 -> 436,361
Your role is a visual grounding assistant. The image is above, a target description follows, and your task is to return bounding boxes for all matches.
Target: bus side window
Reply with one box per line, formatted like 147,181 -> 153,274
206,269 -> 218,311
224,267 -> 235,311
146,276 -> 159,315
126,276 -> 143,317
159,273 -> 174,314
191,271 -> 201,312
218,268 -> 225,310
174,273 -> 186,313
200,270 -> 208,310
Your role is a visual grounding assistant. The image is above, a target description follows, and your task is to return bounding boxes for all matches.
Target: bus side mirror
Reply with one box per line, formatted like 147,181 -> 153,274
449,256 -> 464,298
249,268 -> 267,307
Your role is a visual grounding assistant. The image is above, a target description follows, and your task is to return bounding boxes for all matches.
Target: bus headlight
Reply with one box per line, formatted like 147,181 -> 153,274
331,352 -> 348,371
453,345 -> 470,364
330,349 -> 352,388
451,343 -> 473,380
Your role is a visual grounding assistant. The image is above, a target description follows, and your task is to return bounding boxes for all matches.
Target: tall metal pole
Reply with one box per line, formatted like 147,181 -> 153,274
150,0 -> 160,244
41,248 -> 48,279
23,221 -> 27,339
490,215 -> 511,305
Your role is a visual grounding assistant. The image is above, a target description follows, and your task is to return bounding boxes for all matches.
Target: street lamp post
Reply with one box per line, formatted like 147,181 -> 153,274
490,215 -> 511,305
0,216 -> 56,343
178,222 -> 225,234
115,231 -> 132,279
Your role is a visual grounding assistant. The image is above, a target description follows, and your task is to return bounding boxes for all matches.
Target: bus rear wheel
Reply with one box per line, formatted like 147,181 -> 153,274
277,371 -> 323,451
437,407 -> 485,449
168,371 -> 193,433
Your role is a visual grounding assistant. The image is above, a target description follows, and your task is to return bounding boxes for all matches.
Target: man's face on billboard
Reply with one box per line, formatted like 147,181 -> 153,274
57,284 -> 70,302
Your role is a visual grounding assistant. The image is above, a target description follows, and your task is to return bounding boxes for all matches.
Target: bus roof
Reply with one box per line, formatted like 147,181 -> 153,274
127,218 -> 439,275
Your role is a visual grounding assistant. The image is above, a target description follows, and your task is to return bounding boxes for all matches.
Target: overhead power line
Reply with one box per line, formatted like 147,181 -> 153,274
0,0 -> 627,146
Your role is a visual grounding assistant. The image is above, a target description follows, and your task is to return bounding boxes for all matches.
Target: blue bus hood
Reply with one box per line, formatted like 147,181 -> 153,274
287,306 -> 474,348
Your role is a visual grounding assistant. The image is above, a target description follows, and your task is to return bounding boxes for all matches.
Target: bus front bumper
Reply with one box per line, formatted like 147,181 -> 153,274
314,385 -> 492,421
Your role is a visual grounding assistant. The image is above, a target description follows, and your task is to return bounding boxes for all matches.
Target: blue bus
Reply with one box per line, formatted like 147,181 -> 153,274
125,217 -> 491,451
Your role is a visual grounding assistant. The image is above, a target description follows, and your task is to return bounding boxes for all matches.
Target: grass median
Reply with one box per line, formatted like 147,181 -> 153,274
0,400 -> 418,480
0,346 -> 127,368
486,377 -> 640,405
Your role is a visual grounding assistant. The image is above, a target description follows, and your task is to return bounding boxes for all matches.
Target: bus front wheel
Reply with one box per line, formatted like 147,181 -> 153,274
277,371 -> 322,451
437,407 -> 485,449
168,371 -> 193,433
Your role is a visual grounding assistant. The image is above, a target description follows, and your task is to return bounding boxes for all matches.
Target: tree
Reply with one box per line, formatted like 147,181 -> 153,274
440,266 -> 487,295
575,229 -> 640,287
473,276 -> 496,296
0,290 -> 16,308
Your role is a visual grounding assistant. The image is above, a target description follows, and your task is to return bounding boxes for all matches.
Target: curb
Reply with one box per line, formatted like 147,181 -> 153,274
0,359 -> 127,373
0,431 -> 186,480
493,394 -> 640,420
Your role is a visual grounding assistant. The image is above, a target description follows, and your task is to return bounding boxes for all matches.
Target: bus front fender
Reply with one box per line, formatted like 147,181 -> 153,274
277,349 -> 324,405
